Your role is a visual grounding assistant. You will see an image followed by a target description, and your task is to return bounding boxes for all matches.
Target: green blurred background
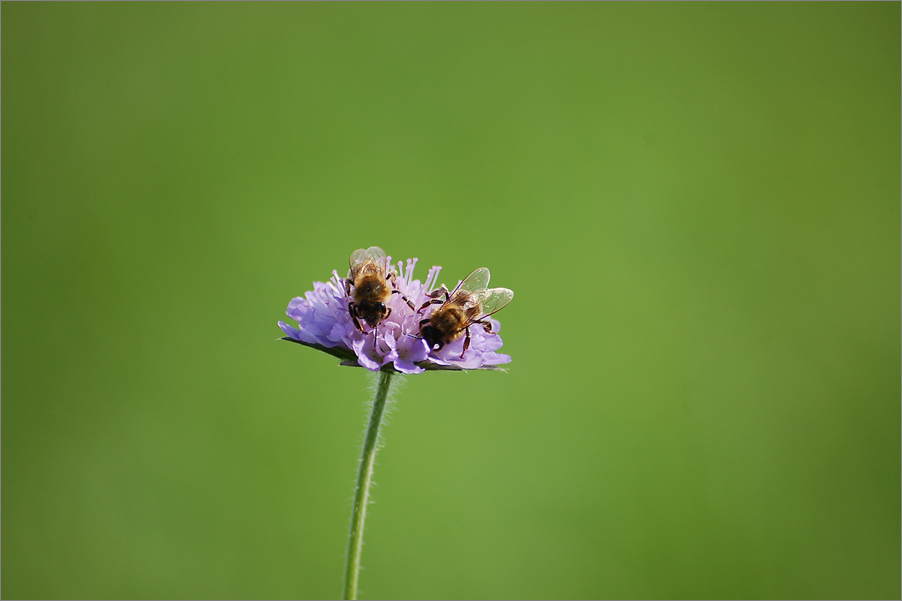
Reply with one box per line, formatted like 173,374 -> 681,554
3,3 -> 899,599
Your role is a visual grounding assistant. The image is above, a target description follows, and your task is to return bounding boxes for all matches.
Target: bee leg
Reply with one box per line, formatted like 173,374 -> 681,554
387,271 -> 415,310
391,289 -> 416,311
425,285 -> 450,300
417,298 -> 445,314
418,318 -> 431,327
385,307 -> 392,319
345,278 -> 352,297
460,326 -> 471,359
349,303 -> 365,333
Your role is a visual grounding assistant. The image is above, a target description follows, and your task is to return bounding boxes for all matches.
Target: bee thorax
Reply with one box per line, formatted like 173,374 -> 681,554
354,279 -> 387,299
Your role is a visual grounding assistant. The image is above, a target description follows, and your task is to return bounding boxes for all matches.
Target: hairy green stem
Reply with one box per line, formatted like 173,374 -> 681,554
343,370 -> 394,600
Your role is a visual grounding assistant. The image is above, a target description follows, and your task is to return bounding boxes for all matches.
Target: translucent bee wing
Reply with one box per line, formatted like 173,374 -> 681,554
451,267 -> 491,299
474,287 -> 514,318
350,246 -> 387,268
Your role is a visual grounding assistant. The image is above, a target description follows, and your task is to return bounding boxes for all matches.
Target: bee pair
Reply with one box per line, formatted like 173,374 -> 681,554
345,247 -> 514,359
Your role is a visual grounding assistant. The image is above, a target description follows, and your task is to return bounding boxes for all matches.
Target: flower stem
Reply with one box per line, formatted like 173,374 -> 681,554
343,370 -> 394,600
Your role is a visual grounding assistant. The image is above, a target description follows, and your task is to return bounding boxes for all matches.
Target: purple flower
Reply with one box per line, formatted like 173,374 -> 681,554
279,255 -> 511,374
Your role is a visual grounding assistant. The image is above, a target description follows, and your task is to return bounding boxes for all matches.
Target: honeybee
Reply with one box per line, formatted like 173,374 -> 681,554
417,267 -> 513,358
345,246 -> 414,334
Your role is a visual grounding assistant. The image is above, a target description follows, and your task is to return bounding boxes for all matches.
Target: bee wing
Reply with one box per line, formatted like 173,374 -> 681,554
350,246 -> 387,268
473,287 -> 514,319
451,267 -> 491,300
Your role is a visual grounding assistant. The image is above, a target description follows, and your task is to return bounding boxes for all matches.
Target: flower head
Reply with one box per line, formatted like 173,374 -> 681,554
278,253 -> 511,374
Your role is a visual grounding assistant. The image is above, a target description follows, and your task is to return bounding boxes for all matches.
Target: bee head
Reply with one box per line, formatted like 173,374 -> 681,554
357,300 -> 387,327
420,324 -> 444,351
